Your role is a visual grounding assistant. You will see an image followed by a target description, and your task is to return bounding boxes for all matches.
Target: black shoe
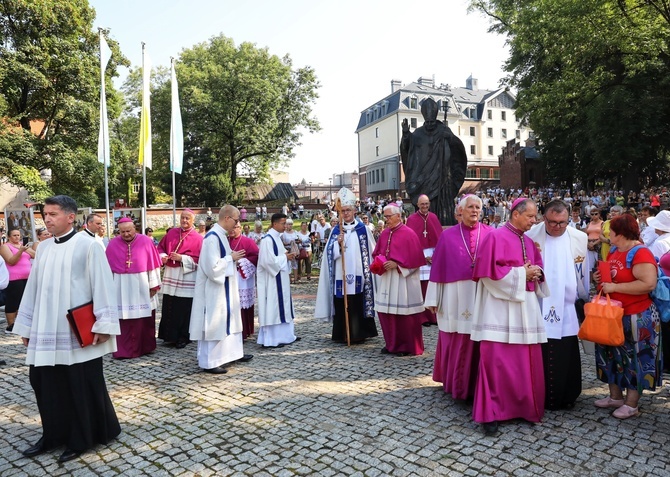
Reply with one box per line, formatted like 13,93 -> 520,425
482,421 -> 499,435
175,341 -> 188,349
422,322 -> 432,327
5,323 -> 14,334
238,354 -> 254,362
203,366 -> 228,374
22,437 -> 47,458
381,347 -> 390,354
58,449 -> 82,463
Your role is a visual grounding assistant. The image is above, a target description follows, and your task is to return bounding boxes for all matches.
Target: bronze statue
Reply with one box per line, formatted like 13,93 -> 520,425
400,98 -> 467,226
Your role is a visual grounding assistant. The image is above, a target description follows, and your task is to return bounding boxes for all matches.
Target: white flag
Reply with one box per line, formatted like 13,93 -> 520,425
97,33 -> 112,167
170,59 -> 183,174
139,46 -> 152,169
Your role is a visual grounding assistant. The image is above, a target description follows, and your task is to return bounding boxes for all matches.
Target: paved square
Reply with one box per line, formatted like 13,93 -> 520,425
1,282 -> 669,476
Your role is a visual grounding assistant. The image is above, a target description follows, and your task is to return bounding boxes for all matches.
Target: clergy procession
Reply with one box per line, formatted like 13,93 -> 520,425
4,187 -> 666,466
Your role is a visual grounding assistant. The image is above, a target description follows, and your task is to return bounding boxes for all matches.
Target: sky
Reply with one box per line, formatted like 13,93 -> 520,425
90,0 -> 509,185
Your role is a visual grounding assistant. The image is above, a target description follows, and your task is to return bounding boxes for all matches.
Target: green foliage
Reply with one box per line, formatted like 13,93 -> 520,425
141,34 -> 320,206
0,0 -> 128,205
470,0 -> 670,190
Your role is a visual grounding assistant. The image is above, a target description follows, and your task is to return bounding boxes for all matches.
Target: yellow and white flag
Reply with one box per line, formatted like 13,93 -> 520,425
138,45 -> 152,169
97,33 -> 112,167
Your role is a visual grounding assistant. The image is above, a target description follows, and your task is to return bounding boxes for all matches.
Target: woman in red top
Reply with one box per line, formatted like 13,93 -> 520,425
593,214 -> 661,419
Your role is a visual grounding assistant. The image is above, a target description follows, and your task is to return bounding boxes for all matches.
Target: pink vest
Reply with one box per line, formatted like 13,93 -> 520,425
6,243 -> 31,281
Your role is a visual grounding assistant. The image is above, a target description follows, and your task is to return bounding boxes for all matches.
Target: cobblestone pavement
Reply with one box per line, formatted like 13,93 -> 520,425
1,281 -> 670,476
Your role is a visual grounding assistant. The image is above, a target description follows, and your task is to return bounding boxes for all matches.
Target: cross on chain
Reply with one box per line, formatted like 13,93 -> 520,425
126,258 -> 133,268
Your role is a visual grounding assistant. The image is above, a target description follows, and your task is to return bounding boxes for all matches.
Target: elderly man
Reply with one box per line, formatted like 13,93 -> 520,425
471,198 -> 548,434
406,194 -> 443,327
372,204 -> 426,355
527,200 -> 589,410
315,188 -> 378,343
157,209 -> 203,349
257,213 -> 299,348
13,195 -> 120,462
426,195 -> 492,400
190,205 -> 253,374
105,217 -> 163,359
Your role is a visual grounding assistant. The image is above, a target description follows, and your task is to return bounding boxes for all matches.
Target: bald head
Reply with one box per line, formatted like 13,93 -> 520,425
219,204 -> 240,233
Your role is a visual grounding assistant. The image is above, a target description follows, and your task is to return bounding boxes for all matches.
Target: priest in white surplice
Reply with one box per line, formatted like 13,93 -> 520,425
190,205 -> 253,374
106,217 -> 162,359
13,195 -> 120,463
257,213 -> 299,348
526,199 -> 589,410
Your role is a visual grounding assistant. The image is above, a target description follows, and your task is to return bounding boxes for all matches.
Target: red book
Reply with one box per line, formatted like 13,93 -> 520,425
66,302 -> 96,348
598,260 -> 612,283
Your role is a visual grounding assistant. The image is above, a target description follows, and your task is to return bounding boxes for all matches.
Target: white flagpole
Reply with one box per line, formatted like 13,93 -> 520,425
99,29 -> 112,237
141,42 -> 148,232
169,57 -> 184,227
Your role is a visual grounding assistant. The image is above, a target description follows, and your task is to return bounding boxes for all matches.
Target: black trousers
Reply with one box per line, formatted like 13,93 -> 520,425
332,293 -> 378,342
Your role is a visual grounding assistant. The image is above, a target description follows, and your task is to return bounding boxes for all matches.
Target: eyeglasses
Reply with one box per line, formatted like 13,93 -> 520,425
590,213 -> 600,216
226,217 -> 240,223
546,220 -> 569,228
383,215 -> 396,219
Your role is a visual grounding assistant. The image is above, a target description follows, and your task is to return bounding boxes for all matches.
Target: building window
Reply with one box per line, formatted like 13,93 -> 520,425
487,127 -> 493,138
470,127 -> 475,136
466,168 -> 476,179
410,118 -> 417,128
410,97 -> 418,109
501,111 -> 507,121
375,146 -> 379,157
493,169 -> 500,179
375,127 -> 379,138
488,145 -> 494,155
516,129 -> 521,139
381,169 -> 385,182
470,109 -> 476,119
481,168 -> 490,179
133,182 -> 140,193
470,145 -> 476,155
487,110 -> 492,120
501,129 -> 507,139
376,170 -> 379,183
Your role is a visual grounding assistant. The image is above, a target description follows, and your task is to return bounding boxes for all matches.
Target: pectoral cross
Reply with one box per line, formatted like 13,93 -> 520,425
126,258 -> 133,268
423,230 -> 428,238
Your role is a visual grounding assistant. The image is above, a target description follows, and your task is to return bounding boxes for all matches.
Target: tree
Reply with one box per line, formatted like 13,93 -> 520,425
147,35 -> 320,206
0,0 -> 128,205
469,0 -> 670,190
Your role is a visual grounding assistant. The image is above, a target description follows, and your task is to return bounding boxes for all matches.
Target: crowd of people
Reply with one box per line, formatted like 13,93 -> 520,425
1,185 -> 668,462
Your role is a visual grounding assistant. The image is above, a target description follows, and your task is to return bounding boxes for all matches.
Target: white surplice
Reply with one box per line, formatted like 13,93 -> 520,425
257,228 -> 296,346
189,224 -> 243,368
374,265 -> 425,316
470,267 -> 549,345
112,269 -> 161,319
425,279 -> 478,334
13,231 -> 119,365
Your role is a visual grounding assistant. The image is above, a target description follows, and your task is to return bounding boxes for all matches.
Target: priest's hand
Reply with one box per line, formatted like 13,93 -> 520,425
168,252 -> 182,262
93,333 -> 111,345
426,306 -> 437,314
161,255 -> 168,265
425,256 -> 432,264
150,288 -> 158,298
232,250 -> 245,261
286,252 -> 296,260
22,338 -> 29,347
383,260 -> 398,270
524,263 -> 541,281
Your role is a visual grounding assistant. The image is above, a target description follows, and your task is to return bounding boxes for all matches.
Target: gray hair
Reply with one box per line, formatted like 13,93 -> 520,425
383,204 -> 401,216
457,195 -> 483,210
86,213 -> 102,224
611,205 -> 624,213
254,220 -> 263,228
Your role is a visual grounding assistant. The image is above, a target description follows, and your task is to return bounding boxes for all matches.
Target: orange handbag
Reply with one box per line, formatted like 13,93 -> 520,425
578,291 -> 625,346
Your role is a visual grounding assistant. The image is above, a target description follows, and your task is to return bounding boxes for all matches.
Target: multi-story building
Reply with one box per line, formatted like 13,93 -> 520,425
356,76 -> 532,199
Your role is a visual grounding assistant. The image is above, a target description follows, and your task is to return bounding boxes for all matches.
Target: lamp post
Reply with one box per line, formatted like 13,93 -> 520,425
328,178 -> 332,204
309,182 -> 312,202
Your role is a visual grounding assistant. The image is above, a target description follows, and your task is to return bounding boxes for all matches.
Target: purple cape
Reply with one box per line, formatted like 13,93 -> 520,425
372,223 -> 426,269
228,234 -> 259,266
106,233 -> 163,274
157,227 -> 203,268
430,222 -> 493,283
406,211 -> 443,249
472,225 -> 543,291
